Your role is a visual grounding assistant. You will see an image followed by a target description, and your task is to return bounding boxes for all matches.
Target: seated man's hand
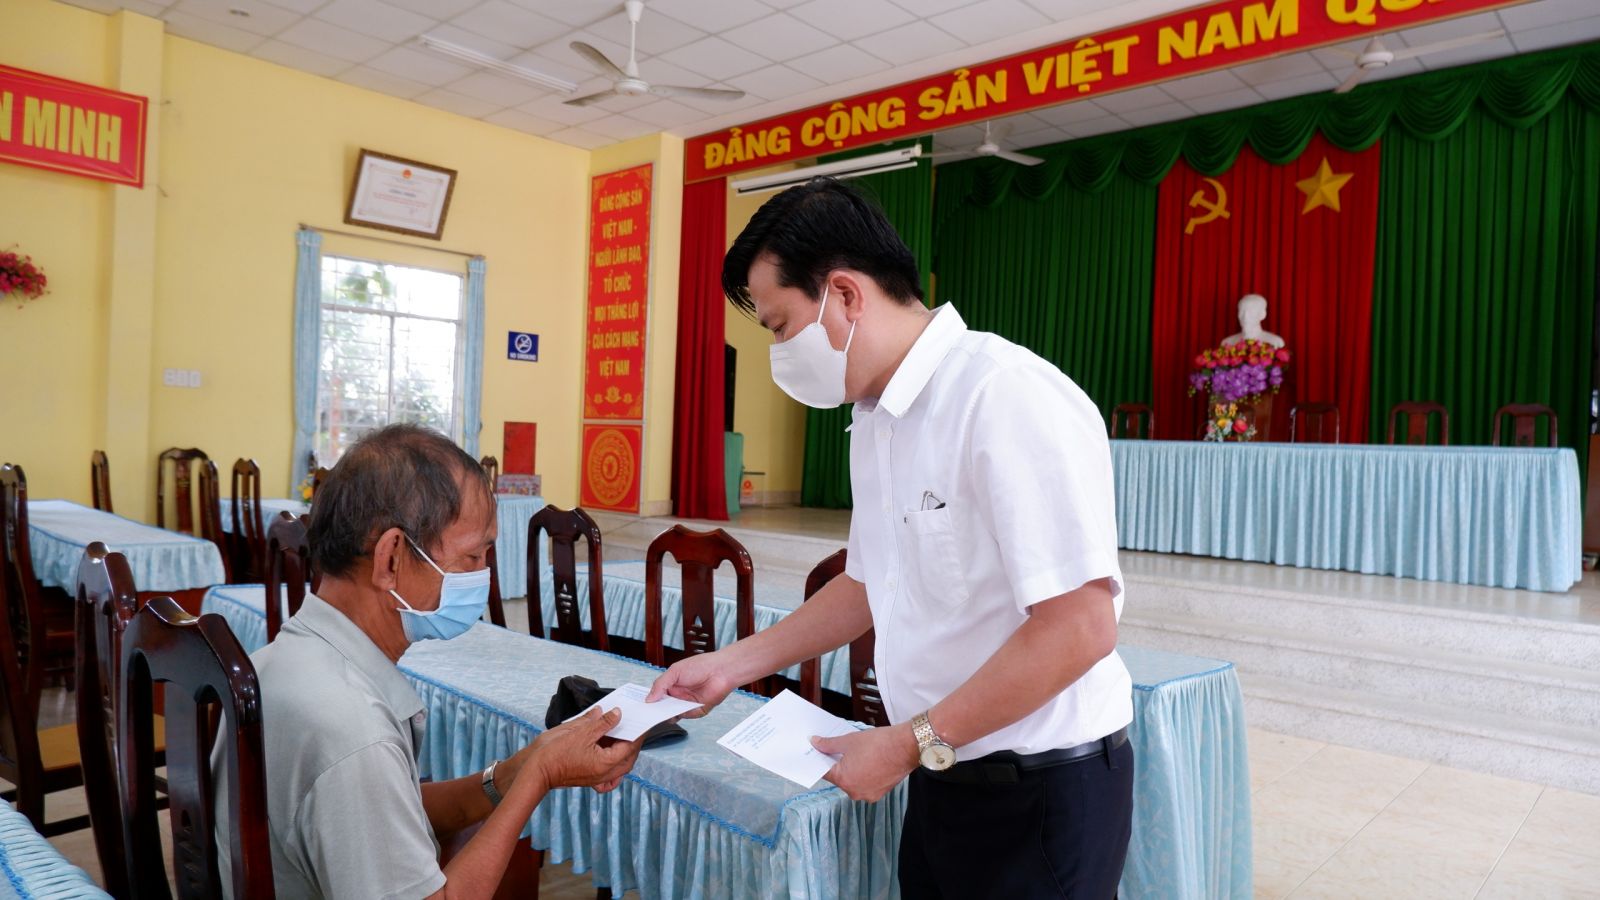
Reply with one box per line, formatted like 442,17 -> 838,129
645,651 -> 738,718
529,707 -> 642,793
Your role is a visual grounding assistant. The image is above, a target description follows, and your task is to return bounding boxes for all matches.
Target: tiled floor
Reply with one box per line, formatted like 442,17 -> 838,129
21,720 -> 1598,897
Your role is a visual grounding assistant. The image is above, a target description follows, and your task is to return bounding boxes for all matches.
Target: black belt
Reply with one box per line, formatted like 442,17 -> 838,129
922,727 -> 1129,785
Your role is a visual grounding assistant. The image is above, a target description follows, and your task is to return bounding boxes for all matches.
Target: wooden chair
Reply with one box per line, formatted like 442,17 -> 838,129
75,542 -> 172,898
231,459 -> 266,583
1109,403 -> 1155,440
0,464 -> 75,693
264,513 -> 313,643
156,447 -> 211,535
0,467 -> 84,836
797,550 -> 886,726
644,525 -> 758,691
91,450 -> 113,513
484,543 -> 507,629
1387,401 -> 1449,446
1289,402 -> 1341,444
481,456 -> 500,492
119,596 -> 274,898
529,505 -> 609,652
1492,403 -> 1559,448
196,459 -> 234,584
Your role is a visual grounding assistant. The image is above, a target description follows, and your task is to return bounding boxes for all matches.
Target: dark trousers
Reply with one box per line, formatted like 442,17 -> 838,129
897,740 -> 1134,900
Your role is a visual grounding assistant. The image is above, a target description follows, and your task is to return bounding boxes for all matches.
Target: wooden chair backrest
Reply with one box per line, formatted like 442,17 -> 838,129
529,505 -> 608,652
1289,402 -> 1341,444
197,460 -> 233,583
231,459 -> 266,581
1492,403 -> 1558,448
91,450 -> 113,513
484,543 -> 506,629
119,597 -> 274,899
74,542 -> 140,897
644,525 -> 757,689
797,549 -> 886,726
264,513 -> 312,642
156,448 -> 211,534
0,463 -> 50,829
480,456 -> 500,493
1386,401 -> 1449,446
1109,403 -> 1155,440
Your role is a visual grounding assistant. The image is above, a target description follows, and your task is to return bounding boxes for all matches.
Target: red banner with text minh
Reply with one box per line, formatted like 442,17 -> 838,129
685,0 -> 1532,182
579,424 -> 643,513
0,64 -> 147,187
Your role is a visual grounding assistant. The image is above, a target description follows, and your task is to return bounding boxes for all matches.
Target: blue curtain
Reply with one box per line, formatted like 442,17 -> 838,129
290,228 -> 322,493
462,256 -> 487,457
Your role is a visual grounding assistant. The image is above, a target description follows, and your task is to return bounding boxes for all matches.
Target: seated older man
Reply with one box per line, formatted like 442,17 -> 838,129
216,424 -> 641,899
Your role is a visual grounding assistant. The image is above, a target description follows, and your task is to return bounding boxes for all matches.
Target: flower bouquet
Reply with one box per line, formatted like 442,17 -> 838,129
0,248 -> 48,307
1187,339 -> 1290,442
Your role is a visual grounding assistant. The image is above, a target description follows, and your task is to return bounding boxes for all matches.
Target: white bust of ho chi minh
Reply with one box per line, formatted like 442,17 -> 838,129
1221,293 -> 1285,348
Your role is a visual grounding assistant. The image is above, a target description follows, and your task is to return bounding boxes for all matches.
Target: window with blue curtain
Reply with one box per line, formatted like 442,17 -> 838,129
291,228 -> 485,490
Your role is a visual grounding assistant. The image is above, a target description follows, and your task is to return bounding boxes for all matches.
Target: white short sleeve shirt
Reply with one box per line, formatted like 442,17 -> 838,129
845,304 -> 1132,759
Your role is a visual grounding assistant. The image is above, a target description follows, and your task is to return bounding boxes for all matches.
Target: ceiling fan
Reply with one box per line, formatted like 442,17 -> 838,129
564,0 -> 746,107
930,121 -> 1045,167
1331,29 -> 1505,94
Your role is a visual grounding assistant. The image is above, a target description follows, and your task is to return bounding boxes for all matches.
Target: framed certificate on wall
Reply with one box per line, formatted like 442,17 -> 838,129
344,149 -> 458,240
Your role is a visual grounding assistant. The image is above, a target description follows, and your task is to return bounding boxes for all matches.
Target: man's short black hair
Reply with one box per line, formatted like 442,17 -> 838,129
309,423 -> 492,579
722,176 -> 924,314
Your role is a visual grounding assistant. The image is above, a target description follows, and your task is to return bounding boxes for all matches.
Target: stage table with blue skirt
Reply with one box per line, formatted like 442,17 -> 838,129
1110,441 -> 1583,592
200,587 -> 1251,899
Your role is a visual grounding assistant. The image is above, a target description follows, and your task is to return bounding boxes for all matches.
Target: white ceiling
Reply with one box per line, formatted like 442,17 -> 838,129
59,0 -> 1600,155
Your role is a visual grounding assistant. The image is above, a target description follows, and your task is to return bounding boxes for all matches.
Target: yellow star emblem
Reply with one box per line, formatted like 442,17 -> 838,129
1296,157 -> 1354,213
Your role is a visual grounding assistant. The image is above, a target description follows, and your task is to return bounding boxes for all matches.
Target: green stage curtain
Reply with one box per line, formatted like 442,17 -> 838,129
800,140 -> 933,509
931,43 -> 1600,211
1368,95 -> 1600,466
932,165 -> 1157,423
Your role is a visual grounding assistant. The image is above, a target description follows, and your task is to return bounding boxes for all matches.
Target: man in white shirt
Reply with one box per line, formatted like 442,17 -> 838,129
649,177 -> 1133,898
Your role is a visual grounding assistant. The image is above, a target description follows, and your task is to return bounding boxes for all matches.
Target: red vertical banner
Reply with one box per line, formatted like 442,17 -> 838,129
581,164 -> 652,512
1150,134 -> 1381,442
579,424 -> 643,513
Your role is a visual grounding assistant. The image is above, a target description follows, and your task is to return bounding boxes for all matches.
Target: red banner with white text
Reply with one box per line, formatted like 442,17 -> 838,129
0,64 -> 147,187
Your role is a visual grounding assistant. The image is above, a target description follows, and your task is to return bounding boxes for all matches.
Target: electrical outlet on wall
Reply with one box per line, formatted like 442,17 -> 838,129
162,368 -> 183,387
186,369 -> 202,388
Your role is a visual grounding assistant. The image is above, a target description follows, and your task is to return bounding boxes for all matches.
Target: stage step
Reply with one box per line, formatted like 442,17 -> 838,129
1237,672 -> 1600,795
1119,610 -> 1600,729
1120,564 -> 1600,794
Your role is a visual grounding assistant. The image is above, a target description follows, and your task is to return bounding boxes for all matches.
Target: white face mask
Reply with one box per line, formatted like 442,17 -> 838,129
769,284 -> 855,409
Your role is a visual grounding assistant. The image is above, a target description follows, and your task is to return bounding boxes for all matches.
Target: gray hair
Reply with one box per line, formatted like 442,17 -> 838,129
308,424 -> 492,578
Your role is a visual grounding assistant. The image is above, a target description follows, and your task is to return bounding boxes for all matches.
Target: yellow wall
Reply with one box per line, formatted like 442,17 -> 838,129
4,0 -> 593,517
724,176 -> 808,499
1,0 -> 114,507
589,134 -> 683,517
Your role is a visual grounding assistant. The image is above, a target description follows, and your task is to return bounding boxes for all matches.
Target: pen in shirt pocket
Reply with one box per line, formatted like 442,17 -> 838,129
920,491 -> 946,511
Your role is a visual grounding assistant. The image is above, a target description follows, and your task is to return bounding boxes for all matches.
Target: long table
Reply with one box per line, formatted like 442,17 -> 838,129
217,497 -> 308,533
26,499 -> 226,595
492,494 -> 546,599
201,591 -> 1251,899
0,798 -> 110,899
1110,441 -> 1584,592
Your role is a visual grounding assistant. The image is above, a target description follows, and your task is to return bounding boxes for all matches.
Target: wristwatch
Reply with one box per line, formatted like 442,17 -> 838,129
481,759 -> 503,806
911,712 -> 956,771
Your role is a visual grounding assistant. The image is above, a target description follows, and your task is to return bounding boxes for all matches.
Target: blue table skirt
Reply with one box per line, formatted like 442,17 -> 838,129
0,800 -> 109,899
494,494 -> 547,599
402,625 -> 905,900
1111,441 -> 1583,592
204,595 -> 1251,898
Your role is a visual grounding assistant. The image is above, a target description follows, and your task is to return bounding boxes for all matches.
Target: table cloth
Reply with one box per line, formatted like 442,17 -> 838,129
25,499 -> 226,594
204,589 -> 1251,897
1110,441 -> 1583,592
217,497 -> 308,533
493,494 -> 546,598
0,800 -> 109,899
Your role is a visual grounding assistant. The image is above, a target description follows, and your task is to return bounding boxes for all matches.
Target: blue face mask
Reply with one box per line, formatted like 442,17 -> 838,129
389,535 -> 491,642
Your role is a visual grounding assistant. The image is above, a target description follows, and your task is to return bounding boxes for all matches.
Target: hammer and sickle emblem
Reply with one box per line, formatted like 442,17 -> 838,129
1184,177 -> 1231,235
